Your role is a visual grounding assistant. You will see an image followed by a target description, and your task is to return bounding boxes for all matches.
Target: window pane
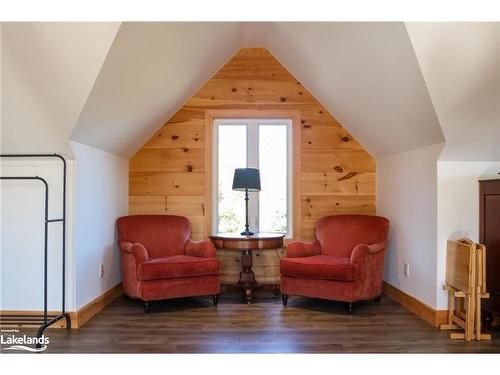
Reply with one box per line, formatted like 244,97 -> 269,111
259,125 -> 287,233
217,125 -> 247,233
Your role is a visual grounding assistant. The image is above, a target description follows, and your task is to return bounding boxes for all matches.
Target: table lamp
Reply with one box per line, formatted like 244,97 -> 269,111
232,168 -> 261,235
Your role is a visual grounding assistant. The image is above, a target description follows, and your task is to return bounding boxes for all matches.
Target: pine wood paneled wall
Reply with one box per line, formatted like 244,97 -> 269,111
129,48 -> 375,283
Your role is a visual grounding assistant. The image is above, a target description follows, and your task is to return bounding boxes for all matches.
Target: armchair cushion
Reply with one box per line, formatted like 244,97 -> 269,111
280,255 -> 357,282
138,255 -> 220,281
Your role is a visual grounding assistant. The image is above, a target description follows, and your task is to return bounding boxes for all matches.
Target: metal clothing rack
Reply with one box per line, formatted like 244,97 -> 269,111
0,154 -> 71,347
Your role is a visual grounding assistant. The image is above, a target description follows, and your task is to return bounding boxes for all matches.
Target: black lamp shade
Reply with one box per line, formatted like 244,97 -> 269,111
232,168 -> 261,192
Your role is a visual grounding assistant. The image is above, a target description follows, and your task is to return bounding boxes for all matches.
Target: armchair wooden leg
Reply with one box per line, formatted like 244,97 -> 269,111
374,295 -> 381,304
282,294 -> 288,306
347,302 -> 353,315
144,301 -> 150,314
212,294 -> 219,306
273,285 -> 280,298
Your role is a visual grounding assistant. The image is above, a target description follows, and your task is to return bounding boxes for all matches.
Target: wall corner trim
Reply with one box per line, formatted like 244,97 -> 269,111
0,283 -> 123,329
382,281 -> 447,327
74,283 -> 123,328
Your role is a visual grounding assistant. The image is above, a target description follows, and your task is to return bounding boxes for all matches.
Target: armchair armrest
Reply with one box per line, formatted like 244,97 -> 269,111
286,240 -> 321,258
350,242 -> 387,264
119,240 -> 149,264
185,239 -> 217,258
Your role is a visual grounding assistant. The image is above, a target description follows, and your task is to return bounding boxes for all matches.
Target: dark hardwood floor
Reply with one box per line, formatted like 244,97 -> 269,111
5,288 -> 500,353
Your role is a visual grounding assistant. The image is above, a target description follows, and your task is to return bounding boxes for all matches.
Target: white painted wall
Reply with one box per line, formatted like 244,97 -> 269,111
436,161 -> 500,308
70,141 -> 128,309
377,143 -> 443,308
0,145 -> 128,312
0,158 -> 76,311
377,148 -> 500,310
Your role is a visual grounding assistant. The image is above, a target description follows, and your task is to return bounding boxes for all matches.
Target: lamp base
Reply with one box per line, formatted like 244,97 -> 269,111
240,230 -> 254,236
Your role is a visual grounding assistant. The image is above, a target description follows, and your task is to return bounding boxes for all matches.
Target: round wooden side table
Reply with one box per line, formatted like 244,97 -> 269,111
209,233 -> 285,304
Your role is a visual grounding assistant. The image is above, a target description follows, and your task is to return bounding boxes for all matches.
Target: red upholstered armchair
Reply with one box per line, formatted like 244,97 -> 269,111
117,215 -> 220,313
280,214 -> 389,314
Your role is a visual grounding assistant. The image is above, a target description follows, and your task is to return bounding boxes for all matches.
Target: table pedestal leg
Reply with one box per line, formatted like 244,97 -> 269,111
237,250 -> 257,304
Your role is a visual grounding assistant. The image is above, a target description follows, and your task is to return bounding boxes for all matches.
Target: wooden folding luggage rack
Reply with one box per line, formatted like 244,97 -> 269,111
440,239 -> 491,341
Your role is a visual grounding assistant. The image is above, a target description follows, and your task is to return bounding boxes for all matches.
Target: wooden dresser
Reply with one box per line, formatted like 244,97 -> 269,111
479,178 -> 500,324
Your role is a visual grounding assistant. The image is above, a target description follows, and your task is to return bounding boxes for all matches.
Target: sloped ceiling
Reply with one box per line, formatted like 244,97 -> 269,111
70,22 -> 242,157
407,22 -> 500,161
263,22 -> 445,158
4,22 -> 498,161
70,22 -> 447,158
1,22 -> 120,156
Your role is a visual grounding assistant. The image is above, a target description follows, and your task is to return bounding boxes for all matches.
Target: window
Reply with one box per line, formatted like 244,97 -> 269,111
213,118 -> 292,236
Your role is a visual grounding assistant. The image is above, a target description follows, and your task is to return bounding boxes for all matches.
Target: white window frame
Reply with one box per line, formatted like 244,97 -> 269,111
212,118 -> 293,237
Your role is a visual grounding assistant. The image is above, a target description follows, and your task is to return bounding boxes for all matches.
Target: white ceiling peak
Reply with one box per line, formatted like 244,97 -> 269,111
241,22 -> 271,47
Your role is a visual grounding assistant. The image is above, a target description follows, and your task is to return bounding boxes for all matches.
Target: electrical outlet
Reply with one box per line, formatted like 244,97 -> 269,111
403,263 -> 410,278
99,264 -> 104,279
